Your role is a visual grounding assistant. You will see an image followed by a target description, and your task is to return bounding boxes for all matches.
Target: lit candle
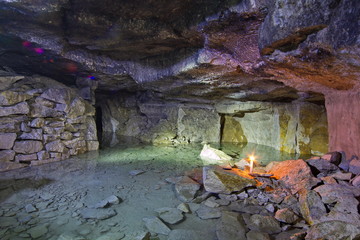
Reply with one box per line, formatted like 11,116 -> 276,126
249,155 -> 255,173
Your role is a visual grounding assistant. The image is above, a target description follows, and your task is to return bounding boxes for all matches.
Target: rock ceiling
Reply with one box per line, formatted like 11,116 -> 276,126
0,0 -> 359,104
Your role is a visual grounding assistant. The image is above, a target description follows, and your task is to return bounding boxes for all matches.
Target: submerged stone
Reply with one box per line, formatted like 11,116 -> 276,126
80,208 -> 117,220
155,207 -> 184,225
174,176 -> 201,202
142,216 -> 171,235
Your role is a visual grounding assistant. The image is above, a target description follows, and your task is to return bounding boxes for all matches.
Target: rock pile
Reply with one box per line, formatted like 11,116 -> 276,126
153,152 -> 360,240
0,78 -> 99,171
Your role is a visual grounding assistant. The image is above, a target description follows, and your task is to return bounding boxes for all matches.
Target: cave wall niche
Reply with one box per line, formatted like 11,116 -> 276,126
220,101 -> 328,155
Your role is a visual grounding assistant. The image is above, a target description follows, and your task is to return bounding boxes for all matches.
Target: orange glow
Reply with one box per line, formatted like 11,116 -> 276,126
249,155 -> 256,162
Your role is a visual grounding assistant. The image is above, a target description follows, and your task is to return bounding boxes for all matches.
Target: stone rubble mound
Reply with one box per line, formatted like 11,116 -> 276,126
158,151 -> 360,240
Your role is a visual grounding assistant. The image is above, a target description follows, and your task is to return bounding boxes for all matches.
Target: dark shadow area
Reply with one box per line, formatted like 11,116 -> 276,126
95,106 -> 103,147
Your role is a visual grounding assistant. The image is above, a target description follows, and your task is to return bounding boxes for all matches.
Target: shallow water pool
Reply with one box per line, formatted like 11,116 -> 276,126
0,142 -> 308,240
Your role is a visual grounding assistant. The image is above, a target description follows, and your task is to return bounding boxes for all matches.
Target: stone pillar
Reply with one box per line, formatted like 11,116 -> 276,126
325,91 -> 360,159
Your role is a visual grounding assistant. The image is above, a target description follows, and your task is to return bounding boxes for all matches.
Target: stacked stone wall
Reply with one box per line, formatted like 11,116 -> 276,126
0,86 -> 99,171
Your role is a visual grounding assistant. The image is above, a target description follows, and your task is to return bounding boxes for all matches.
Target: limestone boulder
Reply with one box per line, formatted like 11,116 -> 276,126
320,196 -> 360,226
199,144 -> 233,165
15,153 -> 38,162
0,133 -> 17,149
195,205 -> 222,220
351,175 -> 360,187
203,165 -> 257,194
216,211 -> 247,240
0,91 -> 32,106
305,221 -> 360,240
321,152 -> 342,165
30,103 -> 64,118
247,214 -> 281,234
246,230 -> 271,240
275,208 -> 300,224
298,189 -> 327,225
306,158 -> 340,177
40,88 -> 72,105
349,159 -> 360,175
13,140 -> 43,154
313,183 -> 360,204
268,159 -> 321,194
0,102 -> 29,117
68,97 -> 86,118
30,118 -> 45,128
174,176 -> 201,202
19,128 -> 43,140
87,141 -> 99,151
0,150 -> 15,161
45,140 -> 65,153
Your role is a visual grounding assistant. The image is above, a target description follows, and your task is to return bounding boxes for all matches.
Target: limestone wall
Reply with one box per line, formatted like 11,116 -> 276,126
99,95 -> 221,145
0,79 -> 99,171
216,101 -> 328,155
100,95 -> 328,155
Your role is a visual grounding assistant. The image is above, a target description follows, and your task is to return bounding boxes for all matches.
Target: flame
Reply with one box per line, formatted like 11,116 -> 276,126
248,154 -> 256,162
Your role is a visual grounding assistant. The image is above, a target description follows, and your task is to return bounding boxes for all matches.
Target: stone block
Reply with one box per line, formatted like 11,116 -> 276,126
15,153 -> 38,162
68,97 -> 86,118
45,140 -> 65,152
13,141 -> 43,154
30,118 -> 45,128
40,88 -> 72,104
37,151 -> 50,161
0,102 -> 29,117
0,91 -> 32,106
19,128 -> 43,140
87,141 -> 99,151
0,150 -> 15,161
30,103 -> 64,118
0,133 -> 17,149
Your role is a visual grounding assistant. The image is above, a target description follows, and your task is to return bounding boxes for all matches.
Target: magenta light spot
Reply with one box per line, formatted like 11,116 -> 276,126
22,41 -> 31,48
88,75 -> 95,80
34,48 -> 44,54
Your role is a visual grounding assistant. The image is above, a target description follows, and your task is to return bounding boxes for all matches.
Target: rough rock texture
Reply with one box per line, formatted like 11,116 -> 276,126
0,0 -> 359,161
0,78 -> 99,171
268,159 -> 320,194
216,211 -> 247,240
217,101 -> 328,155
203,165 -> 257,194
298,189 -> 327,225
305,221 -> 360,240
